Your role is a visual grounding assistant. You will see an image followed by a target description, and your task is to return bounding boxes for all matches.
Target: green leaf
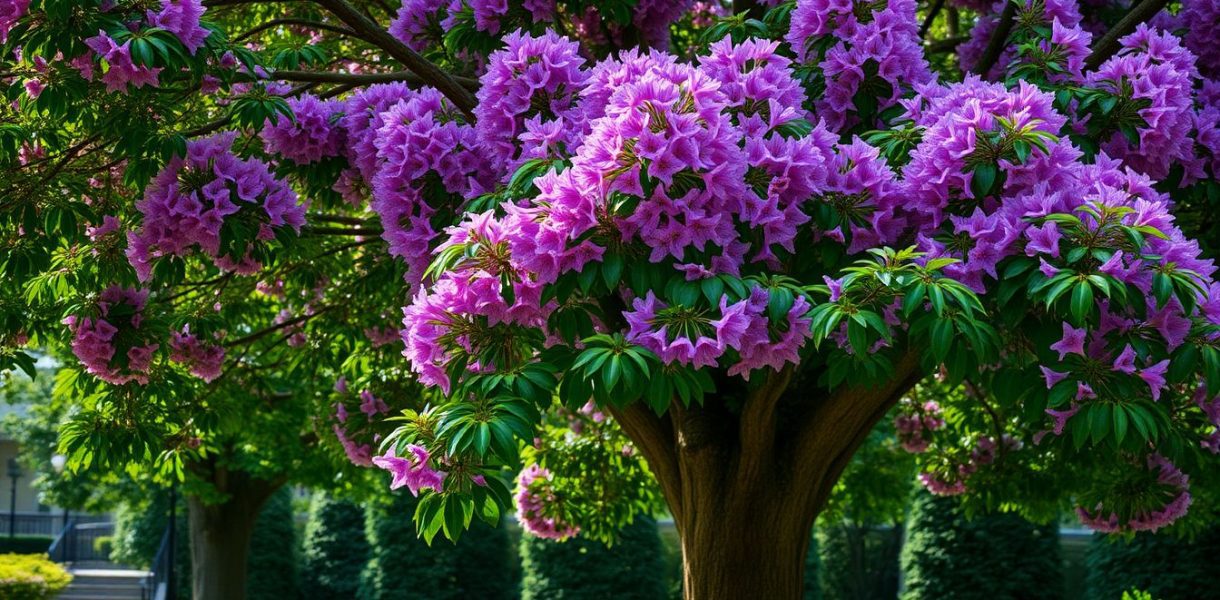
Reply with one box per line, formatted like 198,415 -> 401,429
970,163 -> 998,198
1070,281 -> 1093,324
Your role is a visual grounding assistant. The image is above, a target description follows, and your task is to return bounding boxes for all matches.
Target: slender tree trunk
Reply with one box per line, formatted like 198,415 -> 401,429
184,464 -> 284,600
609,350 -> 925,600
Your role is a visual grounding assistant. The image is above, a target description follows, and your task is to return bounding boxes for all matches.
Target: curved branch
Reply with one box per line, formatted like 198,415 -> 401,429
1083,0 -> 1171,71
310,0 -> 479,119
920,0 -> 946,38
273,69 -> 480,90
234,18 -> 358,42
971,0 -> 1018,75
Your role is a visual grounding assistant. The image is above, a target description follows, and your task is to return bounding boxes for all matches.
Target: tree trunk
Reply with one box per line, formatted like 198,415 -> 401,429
185,465 -> 284,600
678,491 -> 813,599
609,350 -> 925,600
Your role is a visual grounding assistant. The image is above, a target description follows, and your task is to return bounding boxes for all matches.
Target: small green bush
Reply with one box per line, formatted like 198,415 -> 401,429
300,493 -> 369,599
900,490 -> 1062,600
0,553 -> 72,600
1084,524 -> 1220,600
0,537 -> 52,555
246,488 -> 299,600
520,515 -> 667,600
92,535 -> 113,558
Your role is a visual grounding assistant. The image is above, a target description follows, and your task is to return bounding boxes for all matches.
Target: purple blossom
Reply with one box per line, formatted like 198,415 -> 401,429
516,463 -> 578,540
65,286 -> 158,385
0,0 -> 28,43
1112,344 -> 1137,374
127,132 -> 305,281
147,0 -> 209,54
261,94 -> 346,165
1050,322 -> 1087,360
168,325 -> 224,382
372,444 -> 446,496
1138,359 -> 1169,401
84,32 -> 163,93
388,0 -> 446,52
475,29 -> 588,171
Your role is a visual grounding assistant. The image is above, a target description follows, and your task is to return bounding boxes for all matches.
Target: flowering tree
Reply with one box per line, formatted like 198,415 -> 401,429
5,0 -> 1220,598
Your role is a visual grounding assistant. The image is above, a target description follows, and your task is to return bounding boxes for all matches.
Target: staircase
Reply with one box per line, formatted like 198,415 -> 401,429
58,567 -> 150,600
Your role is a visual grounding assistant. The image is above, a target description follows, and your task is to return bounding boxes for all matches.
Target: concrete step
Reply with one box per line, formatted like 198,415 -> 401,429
61,568 -> 149,600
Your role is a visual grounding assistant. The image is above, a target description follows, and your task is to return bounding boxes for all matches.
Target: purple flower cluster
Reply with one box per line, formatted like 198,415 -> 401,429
894,400 -> 945,453
168,325 -> 224,382
389,0 -> 446,52
475,30 -> 588,170
371,88 -> 495,289
699,37 -> 808,137
147,0 -> 209,54
786,0 -> 933,131
958,0 -> 1083,78
373,444 -> 446,495
63,286 -> 159,385
84,32 -> 163,93
127,132 -> 306,281
1076,454 -> 1192,533
261,94 -> 346,165
1088,25 -> 1198,181
516,463 -> 578,540
0,0 -> 28,43
340,83 -> 417,181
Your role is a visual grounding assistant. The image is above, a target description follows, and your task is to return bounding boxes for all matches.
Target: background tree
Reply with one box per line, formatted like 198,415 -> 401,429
520,515 -> 669,600
300,493 -> 371,600
900,490 -> 1064,600
3,0 -> 1220,599
1084,517 -> 1220,600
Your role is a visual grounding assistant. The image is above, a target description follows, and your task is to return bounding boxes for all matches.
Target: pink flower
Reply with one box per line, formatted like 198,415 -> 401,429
1112,344 -> 1137,374
372,444 -> 445,496
1049,322 -> 1087,360
1139,359 -> 1170,401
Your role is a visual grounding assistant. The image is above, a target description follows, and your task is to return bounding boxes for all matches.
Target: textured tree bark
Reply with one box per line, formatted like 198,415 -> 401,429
609,349 -> 925,600
185,466 -> 284,600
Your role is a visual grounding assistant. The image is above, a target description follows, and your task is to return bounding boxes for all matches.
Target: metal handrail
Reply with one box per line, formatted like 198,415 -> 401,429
141,526 -> 172,600
46,517 -> 76,563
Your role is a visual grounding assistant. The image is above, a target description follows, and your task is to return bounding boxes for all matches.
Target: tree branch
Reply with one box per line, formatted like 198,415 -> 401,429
273,69 -> 479,90
310,0 -> 479,119
606,403 -> 683,523
920,0 -> 946,38
234,18 -> 358,42
971,1 -> 1018,75
1083,0 -> 1171,71
789,348 -> 925,512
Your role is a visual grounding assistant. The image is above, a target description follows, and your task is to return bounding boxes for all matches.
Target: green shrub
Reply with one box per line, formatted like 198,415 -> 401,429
900,490 -> 1062,600
817,524 -> 903,600
300,493 -> 369,599
246,488 -> 299,600
358,490 -> 515,600
520,515 -> 667,600
0,553 -> 72,600
0,537 -> 52,555
92,535 -> 113,558
1084,524 -> 1220,600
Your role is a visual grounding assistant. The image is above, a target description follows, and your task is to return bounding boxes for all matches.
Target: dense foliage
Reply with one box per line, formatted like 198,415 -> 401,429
359,490 -> 515,600
0,554 -> 72,600
4,0 -> 1220,588
1085,517 -> 1220,600
900,490 -> 1063,600
520,515 -> 668,600
300,493 -> 371,600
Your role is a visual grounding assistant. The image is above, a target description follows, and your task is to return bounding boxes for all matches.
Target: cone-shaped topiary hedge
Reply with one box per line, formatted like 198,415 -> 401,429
300,493 -> 370,599
817,524 -> 903,600
520,515 -> 668,600
1084,520 -> 1220,600
359,490 -> 515,600
246,488 -> 299,600
900,490 -> 1062,600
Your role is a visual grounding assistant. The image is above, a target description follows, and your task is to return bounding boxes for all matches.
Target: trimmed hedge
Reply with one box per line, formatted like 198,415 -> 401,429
817,524 -> 903,600
300,493 -> 369,599
0,553 -> 72,600
0,536 -> 52,555
246,488 -> 299,600
359,490 -> 514,600
1084,524 -> 1220,600
520,515 -> 668,600
900,490 -> 1063,600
